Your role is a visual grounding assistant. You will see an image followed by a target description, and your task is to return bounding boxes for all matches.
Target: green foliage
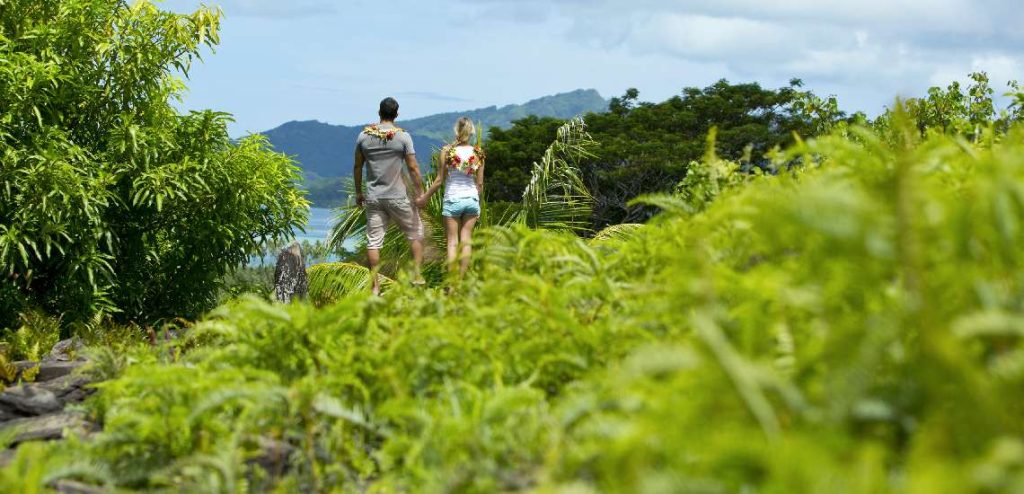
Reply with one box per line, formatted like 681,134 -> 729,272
219,266 -> 275,303
486,80 -> 845,229
0,441 -> 113,494
0,0 -> 308,325
509,118 -> 597,234
485,116 -> 567,202
879,72 -> 1021,139
7,114 -> 1024,492
307,262 -> 393,305
670,127 -> 766,213
0,310 -> 61,361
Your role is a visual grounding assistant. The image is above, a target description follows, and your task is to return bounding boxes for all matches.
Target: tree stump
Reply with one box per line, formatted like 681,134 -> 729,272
274,242 -> 308,303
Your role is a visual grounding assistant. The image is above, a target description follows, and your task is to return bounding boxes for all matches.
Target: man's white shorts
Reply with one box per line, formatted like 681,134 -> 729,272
365,197 -> 423,250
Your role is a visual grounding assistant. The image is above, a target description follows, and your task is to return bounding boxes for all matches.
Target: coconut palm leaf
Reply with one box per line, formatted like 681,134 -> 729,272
590,223 -> 645,243
506,117 -> 597,233
308,262 -> 395,305
326,177 -> 364,254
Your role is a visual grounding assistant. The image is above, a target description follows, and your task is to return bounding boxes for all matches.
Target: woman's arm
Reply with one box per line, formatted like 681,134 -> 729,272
475,158 -> 485,197
417,146 -> 448,207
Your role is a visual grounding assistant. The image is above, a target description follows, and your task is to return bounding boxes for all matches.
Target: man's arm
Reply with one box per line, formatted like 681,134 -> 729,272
353,146 -> 365,207
417,146 -> 448,208
405,153 -> 425,198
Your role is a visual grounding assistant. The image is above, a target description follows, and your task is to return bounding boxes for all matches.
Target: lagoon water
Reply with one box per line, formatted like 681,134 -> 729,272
297,207 -> 339,244
250,207 -> 356,266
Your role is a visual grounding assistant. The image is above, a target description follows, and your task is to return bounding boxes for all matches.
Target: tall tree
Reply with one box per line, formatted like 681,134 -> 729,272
0,0 -> 308,326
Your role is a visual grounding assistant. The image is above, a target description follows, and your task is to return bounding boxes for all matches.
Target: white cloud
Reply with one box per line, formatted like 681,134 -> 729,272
632,14 -> 799,62
464,0 -> 1023,102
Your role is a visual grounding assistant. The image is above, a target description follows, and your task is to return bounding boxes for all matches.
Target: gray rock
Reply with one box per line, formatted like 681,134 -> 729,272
38,374 -> 96,405
14,360 -> 85,383
52,480 -> 106,494
45,338 -> 85,362
0,412 -> 92,445
0,385 -> 62,416
274,241 -> 308,303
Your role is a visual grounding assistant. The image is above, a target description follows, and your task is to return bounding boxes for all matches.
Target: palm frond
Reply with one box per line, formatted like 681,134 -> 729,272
590,223 -> 645,243
627,193 -> 696,215
508,117 -> 597,233
308,263 -> 394,305
326,178 -> 364,254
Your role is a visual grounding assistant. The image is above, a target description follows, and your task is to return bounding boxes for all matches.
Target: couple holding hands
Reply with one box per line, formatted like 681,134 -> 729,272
353,97 -> 485,293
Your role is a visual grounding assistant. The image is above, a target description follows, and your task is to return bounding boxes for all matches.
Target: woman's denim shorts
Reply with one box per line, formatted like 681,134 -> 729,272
442,196 -> 481,218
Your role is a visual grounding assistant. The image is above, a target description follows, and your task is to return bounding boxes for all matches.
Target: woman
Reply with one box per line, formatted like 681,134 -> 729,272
416,117 -> 485,278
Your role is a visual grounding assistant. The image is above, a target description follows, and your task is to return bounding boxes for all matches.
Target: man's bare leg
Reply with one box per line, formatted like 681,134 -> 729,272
367,248 -> 381,295
410,238 -> 424,285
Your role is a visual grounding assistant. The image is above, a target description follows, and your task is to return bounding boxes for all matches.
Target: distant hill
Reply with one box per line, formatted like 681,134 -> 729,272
262,89 -> 608,181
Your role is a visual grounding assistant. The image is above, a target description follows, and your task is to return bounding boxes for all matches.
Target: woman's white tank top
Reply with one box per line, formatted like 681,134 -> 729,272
444,145 -> 480,201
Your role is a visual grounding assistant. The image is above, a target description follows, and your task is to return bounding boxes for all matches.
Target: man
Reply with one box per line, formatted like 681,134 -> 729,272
354,97 -> 425,294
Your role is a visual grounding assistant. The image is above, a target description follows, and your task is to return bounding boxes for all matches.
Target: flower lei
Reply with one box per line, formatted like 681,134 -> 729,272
446,145 -> 486,176
363,124 -> 405,142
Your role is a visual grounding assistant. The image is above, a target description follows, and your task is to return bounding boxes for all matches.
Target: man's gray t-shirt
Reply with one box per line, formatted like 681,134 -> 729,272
356,123 -> 415,200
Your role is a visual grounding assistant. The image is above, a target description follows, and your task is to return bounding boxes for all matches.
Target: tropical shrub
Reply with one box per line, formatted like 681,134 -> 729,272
877,72 -> 1022,139
0,0 -> 308,326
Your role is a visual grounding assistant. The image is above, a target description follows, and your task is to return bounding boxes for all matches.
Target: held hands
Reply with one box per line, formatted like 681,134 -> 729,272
414,194 -> 429,209
356,193 -> 365,207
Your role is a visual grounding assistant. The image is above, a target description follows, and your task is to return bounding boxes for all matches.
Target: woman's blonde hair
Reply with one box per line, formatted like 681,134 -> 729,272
454,117 -> 475,145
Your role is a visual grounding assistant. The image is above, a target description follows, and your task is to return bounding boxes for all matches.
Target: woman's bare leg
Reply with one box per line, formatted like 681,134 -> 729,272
444,217 -> 460,274
458,216 -> 478,276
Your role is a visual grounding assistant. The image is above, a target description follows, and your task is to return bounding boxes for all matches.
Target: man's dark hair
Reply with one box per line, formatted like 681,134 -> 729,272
379,97 -> 399,121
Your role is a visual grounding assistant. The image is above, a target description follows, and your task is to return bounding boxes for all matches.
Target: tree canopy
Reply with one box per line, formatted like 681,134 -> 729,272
485,79 -> 847,228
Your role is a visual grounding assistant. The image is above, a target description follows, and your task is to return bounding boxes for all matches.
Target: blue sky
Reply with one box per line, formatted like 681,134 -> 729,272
165,0 -> 1023,136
